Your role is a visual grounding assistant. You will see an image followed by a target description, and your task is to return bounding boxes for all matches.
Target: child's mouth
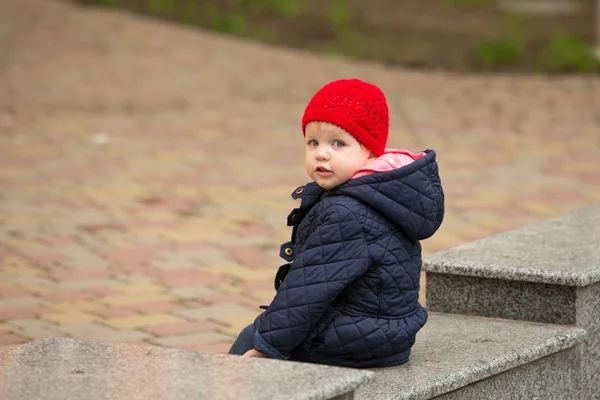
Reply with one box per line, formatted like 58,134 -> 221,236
315,166 -> 333,176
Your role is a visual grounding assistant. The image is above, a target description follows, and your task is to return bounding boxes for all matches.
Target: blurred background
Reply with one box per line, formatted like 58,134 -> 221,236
74,0 -> 599,73
0,0 -> 599,355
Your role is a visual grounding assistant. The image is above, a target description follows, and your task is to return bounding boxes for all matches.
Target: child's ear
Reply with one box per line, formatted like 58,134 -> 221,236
360,144 -> 377,160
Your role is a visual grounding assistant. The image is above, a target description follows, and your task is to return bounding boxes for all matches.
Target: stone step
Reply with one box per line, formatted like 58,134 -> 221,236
424,205 -> 600,288
355,312 -> 585,400
422,205 -> 600,398
0,337 -> 374,400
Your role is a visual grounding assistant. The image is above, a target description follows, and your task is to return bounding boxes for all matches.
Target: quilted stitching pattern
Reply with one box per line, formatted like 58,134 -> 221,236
254,150 -> 444,368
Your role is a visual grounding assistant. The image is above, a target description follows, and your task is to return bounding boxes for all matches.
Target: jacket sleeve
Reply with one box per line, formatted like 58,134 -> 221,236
254,204 -> 370,359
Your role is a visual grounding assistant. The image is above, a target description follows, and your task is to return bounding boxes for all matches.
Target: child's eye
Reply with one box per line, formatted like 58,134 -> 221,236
333,140 -> 345,147
308,139 -> 318,147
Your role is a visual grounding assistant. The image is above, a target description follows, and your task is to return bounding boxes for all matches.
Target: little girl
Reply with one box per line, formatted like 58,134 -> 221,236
229,79 -> 444,368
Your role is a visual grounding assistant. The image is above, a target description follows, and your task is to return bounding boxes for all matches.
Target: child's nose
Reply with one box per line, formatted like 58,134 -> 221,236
316,148 -> 329,160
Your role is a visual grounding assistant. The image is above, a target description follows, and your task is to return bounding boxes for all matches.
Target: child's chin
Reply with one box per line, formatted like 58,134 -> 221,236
315,180 -> 339,190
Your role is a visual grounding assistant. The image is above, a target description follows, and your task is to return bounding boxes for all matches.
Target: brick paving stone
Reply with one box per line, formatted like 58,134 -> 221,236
7,318 -> 67,339
170,242 -> 217,251
64,210 -> 114,227
48,279 -> 118,292
0,323 -> 18,333
213,284 -> 251,296
197,293 -> 261,309
102,313 -> 186,330
6,276 -> 57,294
0,334 -> 27,345
100,293 -> 176,307
158,269 -> 232,288
149,259 -> 190,271
129,301 -> 183,314
211,312 -> 263,337
0,344 -> 22,350
0,306 -> 55,320
190,247 -> 237,267
129,210 -> 177,223
101,247 -> 158,269
0,296 -> 47,309
0,255 -> 35,269
111,263 -> 158,276
64,322 -> 152,342
48,299 -> 104,312
184,342 -> 233,354
141,320 -> 222,336
1,256 -> 46,275
39,290 -> 104,303
164,227 -> 233,244
224,245 -> 272,269
48,268 -> 116,281
41,236 -> 77,246
149,332 -> 234,348
151,247 -> 234,270
0,240 -> 45,253
173,304 -> 261,322
0,286 -> 34,298
217,236 -> 279,248
112,282 -> 168,294
249,291 -> 276,305
41,311 -> 101,325
233,220 -> 275,238
116,275 -> 159,284
169,286 -> 222,300
201,264 -> 275,282
52,245 -> 113,269
89,306 -> 138,319
25,252 -> 70,264
241,280 -> 276,292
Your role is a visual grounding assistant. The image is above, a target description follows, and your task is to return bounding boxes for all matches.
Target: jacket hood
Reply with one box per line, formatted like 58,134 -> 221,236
328,149 -> 444,240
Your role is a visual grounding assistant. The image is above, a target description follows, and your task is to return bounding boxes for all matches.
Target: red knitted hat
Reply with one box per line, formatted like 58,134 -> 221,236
302,79 -> 389,156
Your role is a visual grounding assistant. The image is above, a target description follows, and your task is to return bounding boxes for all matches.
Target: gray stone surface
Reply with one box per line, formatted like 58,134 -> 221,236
423,205 -> 600,286
577,283 -> 600,399
435,346 -> 582,400
355,313 -> 585,400
0,337 -> 374,400
426,273 -> 577,324
424,206 -> 600,398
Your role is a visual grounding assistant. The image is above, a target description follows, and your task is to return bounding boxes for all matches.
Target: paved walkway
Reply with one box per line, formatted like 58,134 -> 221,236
1,0 -> 599,353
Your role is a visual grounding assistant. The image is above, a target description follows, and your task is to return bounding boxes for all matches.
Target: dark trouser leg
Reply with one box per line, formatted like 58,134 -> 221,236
228,323 -> 256,355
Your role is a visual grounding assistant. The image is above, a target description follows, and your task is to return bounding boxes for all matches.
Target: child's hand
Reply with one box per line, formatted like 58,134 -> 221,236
242,349 -> 266,358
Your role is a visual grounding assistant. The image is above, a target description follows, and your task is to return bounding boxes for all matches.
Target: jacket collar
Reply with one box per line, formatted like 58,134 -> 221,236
291,182 -> 324,210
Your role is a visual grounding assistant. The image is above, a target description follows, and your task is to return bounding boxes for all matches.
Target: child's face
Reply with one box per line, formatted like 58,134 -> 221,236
304,122 -> 374,190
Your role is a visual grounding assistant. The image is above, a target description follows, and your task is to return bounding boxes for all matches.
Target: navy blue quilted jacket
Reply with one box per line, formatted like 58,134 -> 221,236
253,150 -> 444,368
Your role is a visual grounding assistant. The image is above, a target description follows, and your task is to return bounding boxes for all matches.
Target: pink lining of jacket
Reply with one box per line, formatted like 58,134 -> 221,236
352,149 -> 426,179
